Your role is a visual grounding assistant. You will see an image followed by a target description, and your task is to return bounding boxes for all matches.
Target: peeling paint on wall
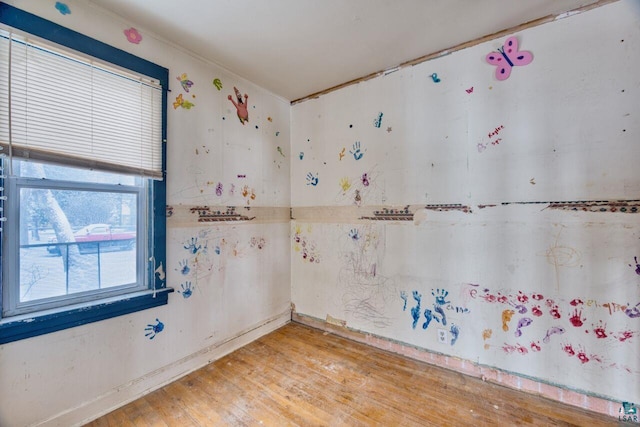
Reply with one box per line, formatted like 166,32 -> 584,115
189,206 -> 255,222
360,206 -> 413,221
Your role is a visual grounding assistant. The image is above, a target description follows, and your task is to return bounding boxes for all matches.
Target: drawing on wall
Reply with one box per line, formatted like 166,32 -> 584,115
339,148 -> 346,161
227,86 -> 249,124
176,73 -> 194,92
293,224 -> 320,263
173,94 -> 195,110
144,319 -> 164,339
541,226 -> 581,291
466,87 -> 474,94
178,281 -> 194,298
277,146 -> 285,157
401,286 -> 470,343
430,73 -> 441,83
337,224 -> 396,328
213,78 -> 223,90
172,227 -> 268,290
334,165 -> 382,206
124,27 -> 142,44
486,36 -> 533,80
55,2 -> 70,15
478,125 -> 505,153
467,285 -> 640,372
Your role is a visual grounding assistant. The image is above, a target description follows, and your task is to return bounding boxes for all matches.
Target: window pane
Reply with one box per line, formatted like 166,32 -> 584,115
15,158 -> 140,185
19,187 -> 138,303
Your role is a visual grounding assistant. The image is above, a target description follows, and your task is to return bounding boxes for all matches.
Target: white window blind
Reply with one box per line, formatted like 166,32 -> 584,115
0,29 -> 163,178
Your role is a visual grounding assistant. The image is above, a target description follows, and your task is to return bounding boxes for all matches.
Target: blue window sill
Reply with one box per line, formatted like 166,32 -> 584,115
0,288 -> 173,345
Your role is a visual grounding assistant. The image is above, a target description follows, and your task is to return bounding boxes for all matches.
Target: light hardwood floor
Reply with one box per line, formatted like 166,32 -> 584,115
86,322 -> 618,426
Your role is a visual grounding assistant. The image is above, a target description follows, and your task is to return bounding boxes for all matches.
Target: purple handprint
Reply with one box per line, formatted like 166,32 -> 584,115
630,256 -> 640,276
625,302 -> 640,318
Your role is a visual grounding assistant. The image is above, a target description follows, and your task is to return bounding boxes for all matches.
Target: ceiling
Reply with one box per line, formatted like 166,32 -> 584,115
88,0 -> 600,101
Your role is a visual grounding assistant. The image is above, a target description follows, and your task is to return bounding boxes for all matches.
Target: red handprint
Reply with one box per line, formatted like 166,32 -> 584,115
568,309 -> 585,327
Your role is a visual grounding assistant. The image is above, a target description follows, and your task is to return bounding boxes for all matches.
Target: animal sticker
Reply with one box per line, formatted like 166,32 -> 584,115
176,73 -> 194,92
228,86 -> 249,124
486,36 -> 533,80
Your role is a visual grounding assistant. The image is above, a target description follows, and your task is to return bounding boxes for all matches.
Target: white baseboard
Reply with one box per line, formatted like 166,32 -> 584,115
37,309 -> 291,427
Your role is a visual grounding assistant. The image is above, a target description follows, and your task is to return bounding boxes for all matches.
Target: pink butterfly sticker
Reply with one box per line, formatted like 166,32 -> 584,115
486,36 -> 533,80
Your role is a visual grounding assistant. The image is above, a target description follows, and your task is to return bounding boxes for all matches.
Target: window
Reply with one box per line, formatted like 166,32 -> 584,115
0,4 -> 170,344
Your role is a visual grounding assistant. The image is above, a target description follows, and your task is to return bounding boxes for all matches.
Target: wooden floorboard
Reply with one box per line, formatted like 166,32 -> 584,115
86,322 -> 619,426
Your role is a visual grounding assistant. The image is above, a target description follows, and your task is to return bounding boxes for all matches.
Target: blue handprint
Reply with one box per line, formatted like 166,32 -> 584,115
306,172 -> 319,186
348,228 -> 360,241
410,291 -> 422,329
179,281 -> 193,299
184,237 -> 201,254
178,259 -> 190,275
400,291 -> 408,311
432,288 -> 450,306
434,304 -> 447,325
450,324 -> 460,345
144,319 -> 164,340
214,245 -> 221,255
349,141 -> 365,160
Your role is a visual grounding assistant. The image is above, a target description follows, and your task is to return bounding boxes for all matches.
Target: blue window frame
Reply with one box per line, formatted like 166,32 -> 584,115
0,4 -> 171,344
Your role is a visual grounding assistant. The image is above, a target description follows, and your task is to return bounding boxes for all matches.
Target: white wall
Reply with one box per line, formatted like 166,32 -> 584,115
0,1 -> 291,426
291,0 -> 640,404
